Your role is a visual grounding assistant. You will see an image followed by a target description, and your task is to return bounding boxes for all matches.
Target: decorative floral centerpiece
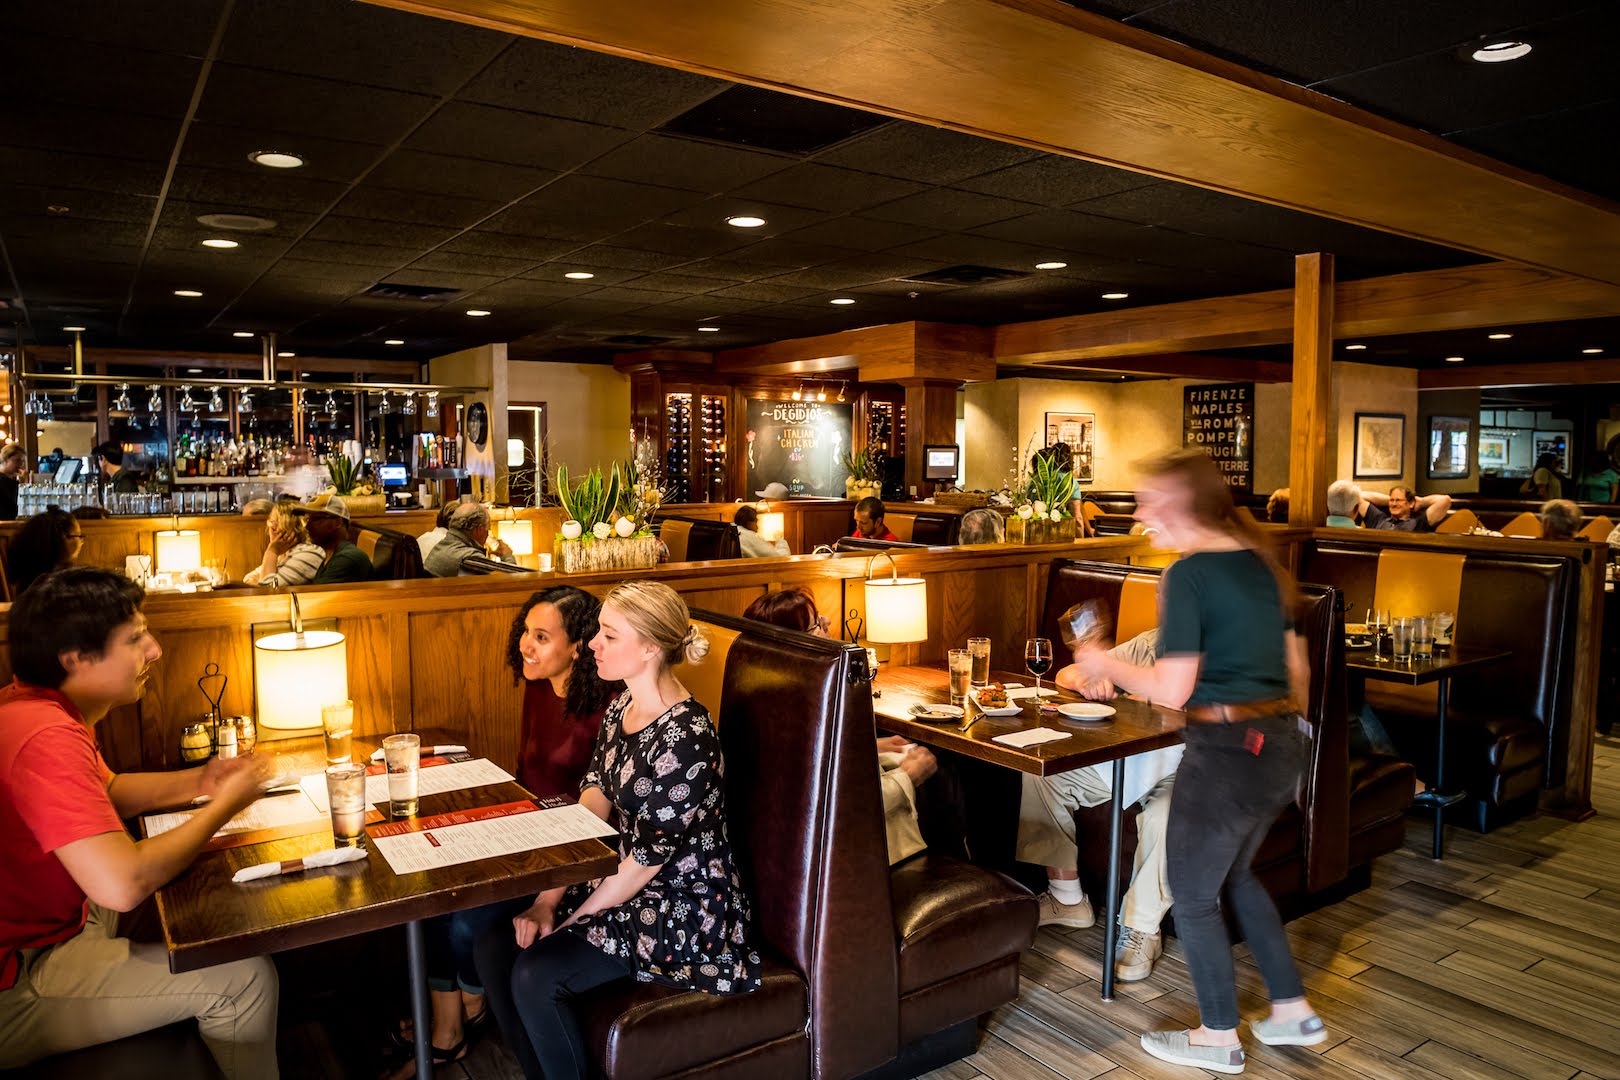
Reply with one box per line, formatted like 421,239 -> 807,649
841,446 -> 883,500
322,448 -> 385,515
1008,433 -> 1077,544
554,461 -> 658,573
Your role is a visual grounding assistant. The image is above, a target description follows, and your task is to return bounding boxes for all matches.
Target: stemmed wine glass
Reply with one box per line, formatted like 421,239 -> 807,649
1366,608 -> 1390,662
1024,638 -> 1054,709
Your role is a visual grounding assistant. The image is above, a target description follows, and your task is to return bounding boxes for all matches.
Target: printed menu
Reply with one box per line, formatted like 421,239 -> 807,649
368,800 -> 618,876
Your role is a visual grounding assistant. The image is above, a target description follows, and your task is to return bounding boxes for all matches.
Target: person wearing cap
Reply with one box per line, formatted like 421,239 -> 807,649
423,502 -> 517,577
754,482 -> 789,502
299,496 -> 373,584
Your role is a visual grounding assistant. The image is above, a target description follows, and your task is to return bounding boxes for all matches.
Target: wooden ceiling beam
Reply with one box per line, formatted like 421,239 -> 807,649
1033,352 -> 1293,383
1419,359 -> 1620,390
366,0 -> 1620,286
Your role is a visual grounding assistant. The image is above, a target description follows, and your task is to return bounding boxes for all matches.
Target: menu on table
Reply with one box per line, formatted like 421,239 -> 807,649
142,791 -> 383,850
299,757 -> 515,812
368,800 -> 618,876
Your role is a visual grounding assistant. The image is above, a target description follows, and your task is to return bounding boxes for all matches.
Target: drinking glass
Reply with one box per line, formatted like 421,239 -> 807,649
1390,617 -> 1415,664
321,699 -> 354,764
1366,608 -> 1390,662
325,763 -> 368,847
1431,610 -> 1455,652
1024,638 -> 1054,705
1412,616 -> 1434,660
382,733 -> 421,818
948,649 -> 973,706
967,637 -> 991,686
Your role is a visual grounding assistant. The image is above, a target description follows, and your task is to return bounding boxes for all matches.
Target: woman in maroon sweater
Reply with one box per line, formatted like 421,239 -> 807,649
389,586 -> 618,1076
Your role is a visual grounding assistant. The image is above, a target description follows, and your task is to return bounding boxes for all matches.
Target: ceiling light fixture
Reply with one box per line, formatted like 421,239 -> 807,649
1345,343 -> 1368,351
837,382 -> 847,403
564,271 -> 595,280
1101,291 -> 1129,300
277,351 -> 294,358
697,326 -> 720,333
201,238 -> 239,249
1035,261 -> 1068,270
816,387 -> 827,402
385,339 -> 405,346
249,150 -> 305,169
174,289 -> 203,298
1488,333 -> 1513,340
726,215 -> 767,228
186,367 -> 203,374
1471,41 -> 1532,63
46,204 -> 70,215
62,325 -> 86,332
233,331 -> 254,338
791,386 -> 803,401
1582,348 -> 1603,355
466,308 -> 492,317
830,297 -> 856,305
1445,356 -> 1466,363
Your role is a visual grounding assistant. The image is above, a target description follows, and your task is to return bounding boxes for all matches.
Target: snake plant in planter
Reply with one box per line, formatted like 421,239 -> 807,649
1010,451 -> 1077,544
554,463 -> 657,572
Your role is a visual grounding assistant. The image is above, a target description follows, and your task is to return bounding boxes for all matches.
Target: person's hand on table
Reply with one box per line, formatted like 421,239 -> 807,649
875,735 -> 910,756
203,755 -> 272,813
898,745 -> 937,786
1077,675 -> 1119,701
1072,643 -> 1110,684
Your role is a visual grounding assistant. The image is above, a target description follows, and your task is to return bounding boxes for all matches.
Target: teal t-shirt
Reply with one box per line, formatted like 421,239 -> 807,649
1157,549 -> 1291,708
312,542 -> 373,584
1579,468 -> 1618,503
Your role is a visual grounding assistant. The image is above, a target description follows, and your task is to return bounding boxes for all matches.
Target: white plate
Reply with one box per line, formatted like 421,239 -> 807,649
1057,701 -> 1117,721
909,703 -> 965,722
975,702 -> 1023,717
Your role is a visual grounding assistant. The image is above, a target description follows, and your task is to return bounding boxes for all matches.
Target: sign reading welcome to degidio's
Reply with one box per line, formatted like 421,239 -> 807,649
1183,382 -> 1254,492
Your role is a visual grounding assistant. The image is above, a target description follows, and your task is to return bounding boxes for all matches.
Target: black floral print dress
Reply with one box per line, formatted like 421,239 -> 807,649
557,692 -> 761,995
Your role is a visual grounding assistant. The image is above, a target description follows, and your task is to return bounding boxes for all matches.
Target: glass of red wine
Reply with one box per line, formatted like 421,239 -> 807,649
1024,637 -> 1054,708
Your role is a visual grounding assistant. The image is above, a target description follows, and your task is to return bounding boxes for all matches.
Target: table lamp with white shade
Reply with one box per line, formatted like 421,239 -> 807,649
254,594 -> 348,733
859,552 -> 928,691
153,529 -> 201,574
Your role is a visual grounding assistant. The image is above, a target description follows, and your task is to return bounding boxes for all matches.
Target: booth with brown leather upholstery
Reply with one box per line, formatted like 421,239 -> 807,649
1037,559 -> 1415,911
659,517 -> 741,562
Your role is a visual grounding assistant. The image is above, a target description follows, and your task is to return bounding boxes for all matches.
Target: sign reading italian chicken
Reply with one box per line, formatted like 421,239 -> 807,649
744,399 -> 854,498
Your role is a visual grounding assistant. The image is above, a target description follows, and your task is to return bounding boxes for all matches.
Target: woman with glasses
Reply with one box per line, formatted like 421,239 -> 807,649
7,508 -> 83,596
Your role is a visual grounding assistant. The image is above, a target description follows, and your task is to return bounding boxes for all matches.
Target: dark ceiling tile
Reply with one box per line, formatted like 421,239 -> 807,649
533,246 -> 689,272
583,134 -> 793,193
479,205 -> 606,241
156,199 -> 317,237
197,64 -> 437,146
405,251 -> 537,278
365,151 -> 556,202
458,38 -> 725,128
1,104 -> 179,163
955,155 -> 1159,206
883,232 -> 1078,271
661,198 -> 825,235
780,216 -> 939,252
728,163 -> 928,214
1455,99 -> 1620,204
760,255 -> 940,290
0,183 -> 157,224
615,273 -> 729,295
516,264 -> 638,286
220,0 -> 510,95
303,217 -> 460,249
167,164 -> 350,213
667,258 -> 777,282
564,285 -> 670,308
859,188 -> 1039,231
817,124 -> 1042,184
148,227 -> 295,262
605,223 -> 754,258
285,238 -> 419,268
444,232 -> 579,262
9,0 -> 225,55
331,186 -> 503,229
512,174 -> 707,222
406,102 -> 632,170
375,269 -> 501,291
707,282 -> 828,303
179,122 -> 382,184
2,36 -> 201,119
971,209 -> 1157,258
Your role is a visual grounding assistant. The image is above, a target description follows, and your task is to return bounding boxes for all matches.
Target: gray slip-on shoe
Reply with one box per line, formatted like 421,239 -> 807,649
1251,1013 -> 1328,1046
1140,1030 -> 1245,1074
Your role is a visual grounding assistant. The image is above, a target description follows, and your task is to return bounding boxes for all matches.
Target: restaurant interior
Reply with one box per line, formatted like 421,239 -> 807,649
2,0 -> 1618,1078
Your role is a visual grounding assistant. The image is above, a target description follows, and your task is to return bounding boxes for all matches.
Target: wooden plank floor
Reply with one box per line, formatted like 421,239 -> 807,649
287,734 -> 1620,1078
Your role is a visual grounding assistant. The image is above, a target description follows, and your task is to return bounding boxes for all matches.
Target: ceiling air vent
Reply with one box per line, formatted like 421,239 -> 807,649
604,334 -> 675,346
361,283 -> 463,301
900,264 -> 1029,286
658,85 -> 888,155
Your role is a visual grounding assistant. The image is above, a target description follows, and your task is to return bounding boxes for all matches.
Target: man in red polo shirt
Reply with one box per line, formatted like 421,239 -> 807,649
851,496 -> 901,542
0,568 -> 278,1077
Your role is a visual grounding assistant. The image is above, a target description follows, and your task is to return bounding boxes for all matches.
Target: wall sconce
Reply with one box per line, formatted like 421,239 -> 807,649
495,518 -> 534,555
507,438 -> 526,468
154,529 -> 202,574
757,512 -> 785,543
254,593 -> 348,732
863,551 -> 928,644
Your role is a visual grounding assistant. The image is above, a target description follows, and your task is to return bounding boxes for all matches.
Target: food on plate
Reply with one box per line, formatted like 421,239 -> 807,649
975,682 -> 1009,708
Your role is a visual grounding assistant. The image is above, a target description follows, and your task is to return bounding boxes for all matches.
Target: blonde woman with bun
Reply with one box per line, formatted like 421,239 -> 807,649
477,580 -> 760,1080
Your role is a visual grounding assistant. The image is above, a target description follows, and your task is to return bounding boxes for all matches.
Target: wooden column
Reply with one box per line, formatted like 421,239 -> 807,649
1289,253 -> 1334,526
897,379 -> 960,497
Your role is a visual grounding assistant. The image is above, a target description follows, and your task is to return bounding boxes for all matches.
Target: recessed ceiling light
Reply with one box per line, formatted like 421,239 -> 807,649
697,326 -> 721,332
1471,41 -> 1532,63
1345,343 -> 1368,351
277,351 -> 295,358
564,271 -> 594,280
62,325 -> 86,332
197,212 -> 277,232
1445,356 -> 1466,363
1101,291 -> 1129,300
1035,261 -> 1068,270
232,331 -> 255,338
1583,348 -> 1603,355
829,297 -> 856,305
385,339 -> 405,346
173,289 -> 204,298
186,368 -> 203,374
1488,332 -> 1513,340
466,309 -> 492,317
726,215 -> 767,228
201,238 -> 239,249
249,150 -> 305,169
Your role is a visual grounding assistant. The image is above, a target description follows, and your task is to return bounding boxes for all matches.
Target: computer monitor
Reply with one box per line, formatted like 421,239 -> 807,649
377,463 -> 409,488
923,445 -> 960,482
54,459 -> 81,484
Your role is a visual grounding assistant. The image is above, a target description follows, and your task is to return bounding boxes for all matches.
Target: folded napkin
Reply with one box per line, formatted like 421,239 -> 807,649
992,728 -> 1073,748
1005,686 -> 1059,700
232,846 -> 368,882
370,744 -> 466,762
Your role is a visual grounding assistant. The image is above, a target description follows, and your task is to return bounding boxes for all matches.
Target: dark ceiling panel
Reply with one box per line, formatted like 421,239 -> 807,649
284,239 -> 421,268
0,182 -> 157,224
165,165 -> 349,214
179,122 -> 383,184
459,38 -> 724,127
330,186 -> 503,229
512,174 -> 707,222
604,223 -> 755,259
155,199 -> 318,238
303,217 -> 460,250
443,232 -> 578,262
657,84 -> 888,155
761,255 -> 942,291
365,151 -> 556,202
817,124 -> 1042,184
7,0 -> 224,55
197,64 -> 438,146
406,102 -> 632,170
778,216 -> 940,252
532,246 -> 690,272
2,35 -> 201,119
583,134 -> 794,193
405,251 -> 539,278
707,281 -> 825,303
1455,99 -> 1620,204
858,188 -> 1040,231
1,103 -> 179,163
953,154 -> 1159,206
617,273 -> 731,295
516,264 -> 638,286
729,164 -> 928,214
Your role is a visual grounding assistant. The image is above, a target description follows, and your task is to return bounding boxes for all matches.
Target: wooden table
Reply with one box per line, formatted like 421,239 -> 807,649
873,666 -> 1184,1001
1346,646 -> 1510,859
151,734 -> 618,1079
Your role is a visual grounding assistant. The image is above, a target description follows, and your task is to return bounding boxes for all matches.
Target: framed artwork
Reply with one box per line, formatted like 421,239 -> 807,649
1353,412 -> 1405,479
1533,431 -> 1570,476
1427,416 -> 1471,480
1044,411 -> 1095,483
1477,434 -> 1509,470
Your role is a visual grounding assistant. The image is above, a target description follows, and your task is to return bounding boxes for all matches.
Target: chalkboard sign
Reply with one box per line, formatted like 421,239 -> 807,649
745,399 -> 854,497
1183,382 -> 1254,492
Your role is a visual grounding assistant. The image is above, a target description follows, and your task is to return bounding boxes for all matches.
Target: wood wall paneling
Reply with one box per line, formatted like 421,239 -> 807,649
409,608 -> 527,773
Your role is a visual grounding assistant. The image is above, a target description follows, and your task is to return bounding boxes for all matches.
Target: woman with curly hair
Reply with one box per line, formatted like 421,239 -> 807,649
386,586 -> 618,1078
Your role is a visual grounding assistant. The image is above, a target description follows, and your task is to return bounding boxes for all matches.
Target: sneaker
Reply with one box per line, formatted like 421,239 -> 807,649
1114,926 -> 1162,982
1036,891 -> 1095,929
1140,1030 -> 1245,1074
1250,1013 -> 1328,1046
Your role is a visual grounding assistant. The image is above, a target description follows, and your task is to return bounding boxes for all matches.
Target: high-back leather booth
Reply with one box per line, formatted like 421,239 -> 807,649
1298,536 -> 1582,830
354,525 -> 425,580
834,535 -> 930,553
659,516 -> 741,562
1038,559 -> 1415,909
884,511 -> 958,546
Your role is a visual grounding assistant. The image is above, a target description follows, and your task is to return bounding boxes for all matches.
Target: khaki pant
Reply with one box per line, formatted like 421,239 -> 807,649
1016,770 -> 1175,934
0,905 -> 279,1079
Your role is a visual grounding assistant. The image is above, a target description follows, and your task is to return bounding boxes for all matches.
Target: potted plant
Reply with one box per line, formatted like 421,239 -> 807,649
841,446 -> 883,501
323,451 -> 386,515
1008,436 -> 1077,544
554,462 -> 659,573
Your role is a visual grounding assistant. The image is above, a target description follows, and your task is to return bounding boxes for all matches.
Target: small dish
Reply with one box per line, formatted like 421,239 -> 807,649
1057,701 -> 1116,721
909,703 -> 965,722
1345,635 -> 1374,650
976,703 -> 1023,717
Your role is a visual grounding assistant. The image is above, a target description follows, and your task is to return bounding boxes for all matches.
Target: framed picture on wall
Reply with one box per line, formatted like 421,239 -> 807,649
1478,434 -> 1509,470
1353,412 -> 1405,479
1427,416 -> 1471,480
1044,411 -> 1095,483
